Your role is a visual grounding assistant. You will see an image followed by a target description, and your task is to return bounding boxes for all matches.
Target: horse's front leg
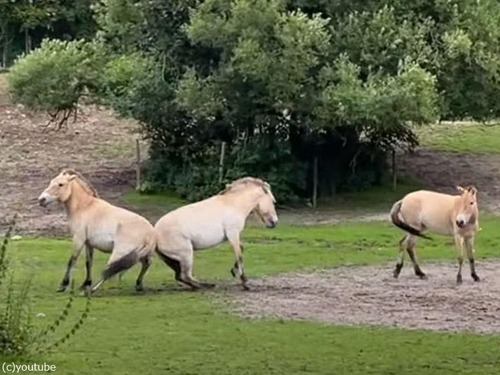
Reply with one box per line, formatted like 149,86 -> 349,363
58,237 -> 85,292
464,236 -> 480,282
80,244 -> 94,294
454,234 -> 465,284
228,235 -> 248,290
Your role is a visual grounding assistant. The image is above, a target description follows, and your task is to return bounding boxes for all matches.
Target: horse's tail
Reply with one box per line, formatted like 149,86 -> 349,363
390,200 -> 433,240
102,251 -> 138,280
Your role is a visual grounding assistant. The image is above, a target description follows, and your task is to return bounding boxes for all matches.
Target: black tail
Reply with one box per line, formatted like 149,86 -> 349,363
102,251 -> 138,280
390,201 -> 433,240
155,247 -> 181,278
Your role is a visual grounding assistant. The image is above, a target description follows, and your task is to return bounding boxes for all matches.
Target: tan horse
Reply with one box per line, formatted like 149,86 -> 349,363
155,177 -> 278,290
390,185 -> 480,284
38,169 -> 156,294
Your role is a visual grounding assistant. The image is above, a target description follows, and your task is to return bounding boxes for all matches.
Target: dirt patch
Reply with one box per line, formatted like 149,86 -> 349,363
399,149 -> 500,212
230,261 -> 500,334
0,92 -> 141,235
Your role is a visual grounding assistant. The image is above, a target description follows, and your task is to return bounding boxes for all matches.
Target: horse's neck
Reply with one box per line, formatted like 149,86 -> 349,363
230,188 -> 262,217
64,183 -> 95,217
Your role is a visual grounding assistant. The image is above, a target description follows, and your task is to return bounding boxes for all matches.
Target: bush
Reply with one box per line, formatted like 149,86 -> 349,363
0,218 -> 91,360
7,39 -> 106,128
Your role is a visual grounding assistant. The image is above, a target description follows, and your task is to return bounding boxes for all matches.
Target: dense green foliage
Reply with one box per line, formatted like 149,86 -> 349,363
6,0 -> 500,201
0,0 -> 97,67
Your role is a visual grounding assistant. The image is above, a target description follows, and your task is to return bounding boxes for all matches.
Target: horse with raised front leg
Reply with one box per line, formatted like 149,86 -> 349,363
154,177 -> 278,290
38,169 -> 156,295
390,185 -> 480,284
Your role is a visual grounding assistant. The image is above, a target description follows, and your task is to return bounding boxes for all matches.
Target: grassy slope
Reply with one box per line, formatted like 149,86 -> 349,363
416,122 -> 500,154
6,216 -> 500,374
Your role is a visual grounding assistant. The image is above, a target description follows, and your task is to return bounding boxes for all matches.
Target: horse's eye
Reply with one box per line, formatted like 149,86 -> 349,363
58,183 -> 64,187
470,202 -> 474,205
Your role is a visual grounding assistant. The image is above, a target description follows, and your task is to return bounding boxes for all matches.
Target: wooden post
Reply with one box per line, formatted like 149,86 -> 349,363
312,157 -> 318,208
392,148 -> 397,190
219,141 -> 226,184
135,139 -> 141,190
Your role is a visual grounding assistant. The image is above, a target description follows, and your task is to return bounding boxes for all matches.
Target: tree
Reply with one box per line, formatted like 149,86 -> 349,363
7,0 -> 500,201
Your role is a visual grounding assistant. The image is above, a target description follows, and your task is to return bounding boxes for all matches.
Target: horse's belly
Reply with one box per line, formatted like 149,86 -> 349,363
192,232 -> 226,250
88,235 -> 114,252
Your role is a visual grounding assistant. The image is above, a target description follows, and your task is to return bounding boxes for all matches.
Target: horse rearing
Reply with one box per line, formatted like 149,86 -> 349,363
155,177 -> 279,290
390,185 -> 480,284
38,169 -> 156,294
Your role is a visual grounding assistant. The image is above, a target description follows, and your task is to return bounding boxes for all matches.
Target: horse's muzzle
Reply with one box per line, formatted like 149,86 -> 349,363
266,220 -> 278,229
38,197 -> 48,207
456,219 -> 466,228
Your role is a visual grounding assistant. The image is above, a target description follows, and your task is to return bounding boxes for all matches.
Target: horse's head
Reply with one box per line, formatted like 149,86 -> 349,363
38,170 -> 78,207
455,185 -> 478,228
254,182 -> 279,229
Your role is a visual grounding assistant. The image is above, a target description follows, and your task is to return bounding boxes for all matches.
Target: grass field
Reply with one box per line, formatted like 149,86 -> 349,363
416,122 -> 500,154
4,215 -> 500,374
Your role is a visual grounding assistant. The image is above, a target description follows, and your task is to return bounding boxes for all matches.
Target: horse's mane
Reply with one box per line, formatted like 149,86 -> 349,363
219,177 -> 275,201
62,169 -> 99,198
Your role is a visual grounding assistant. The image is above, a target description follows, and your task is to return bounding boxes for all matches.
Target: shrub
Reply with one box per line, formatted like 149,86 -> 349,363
0,218 -> 91,360
7,39 -> 106,129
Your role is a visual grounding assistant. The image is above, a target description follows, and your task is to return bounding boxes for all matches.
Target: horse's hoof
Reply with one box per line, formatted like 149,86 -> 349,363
201,283 -> 216,289
472,274 -> 481,282
417,274 -> 427,280
56,285 -> 68,293
135,285 -> 144,292
456,276 -> 463,285
241,283 -> 250,291
230,268 -> 236,278
80,281 -> 91,291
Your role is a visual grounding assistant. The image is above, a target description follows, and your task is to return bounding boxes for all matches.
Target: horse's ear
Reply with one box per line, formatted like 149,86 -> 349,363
468,186 -> 478,195
68,174 -> 77,181
456,186 -> 465,194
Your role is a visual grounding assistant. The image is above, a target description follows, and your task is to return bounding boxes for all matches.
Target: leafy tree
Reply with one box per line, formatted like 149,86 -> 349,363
7,0 -> 500,201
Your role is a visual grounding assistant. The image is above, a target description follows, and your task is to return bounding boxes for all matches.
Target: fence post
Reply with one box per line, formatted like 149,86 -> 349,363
312,157 -> 318,208
392,148 -> 397,190
219,141 -> 226,184
135,139 -> 141,191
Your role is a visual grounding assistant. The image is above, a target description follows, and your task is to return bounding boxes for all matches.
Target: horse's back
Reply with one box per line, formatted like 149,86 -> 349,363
155,196 -> 242,250
400,190 -> 457,235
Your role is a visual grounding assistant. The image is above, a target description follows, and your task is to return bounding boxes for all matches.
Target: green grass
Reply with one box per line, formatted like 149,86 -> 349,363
416,122 -> 500,154
5,217 -> 500,374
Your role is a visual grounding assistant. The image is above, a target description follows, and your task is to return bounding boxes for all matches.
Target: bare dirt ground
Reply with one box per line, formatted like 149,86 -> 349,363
0,75 -> 140,235
230,261 -> 500,335
398,149 -> 500,213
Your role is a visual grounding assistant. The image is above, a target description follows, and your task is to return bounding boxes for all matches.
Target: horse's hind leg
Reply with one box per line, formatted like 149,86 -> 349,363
464,236 -> 480,282
178,248 -> 215,290
406,235 -> 426,279
156,246 -> 214,290
135,255 -> 152,292
393,235 -> 407,278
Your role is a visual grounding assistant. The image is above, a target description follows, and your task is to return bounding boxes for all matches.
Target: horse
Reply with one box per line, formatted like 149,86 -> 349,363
154,177 -> 279,290
390,185 -> 480,284
38,169 -> 156,294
